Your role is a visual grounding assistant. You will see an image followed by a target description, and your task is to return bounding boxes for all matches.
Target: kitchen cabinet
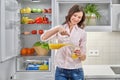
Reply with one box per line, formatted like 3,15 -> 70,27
85,79 -> 115,80
112,0 -> 120,31
112,0 -> 120,4
55,0 -> 112,32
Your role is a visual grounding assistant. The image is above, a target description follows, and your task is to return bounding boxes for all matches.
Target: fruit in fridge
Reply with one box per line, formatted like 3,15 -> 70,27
37,9 -> 42,13
31,48 -> 35,53
20,48 -> 35,56
38,30 -> 44,35
48,8 -> 52,13
25,7 -> 31,13
31,8 -> 37,13
31,30 -> 37,34
20,7 -> 31,13
20,9 -> 26,13
35,17 -> 43,24
21,48 -> 28,56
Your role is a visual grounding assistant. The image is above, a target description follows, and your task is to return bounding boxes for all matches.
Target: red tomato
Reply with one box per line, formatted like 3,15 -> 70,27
31,30 -> 37,34
48,8 -> 52,13
43,21 -> 48,24
35,20 -> 41,24
43,16 -> 48,21
39,30 -> 44,35
35,17 -> 43,24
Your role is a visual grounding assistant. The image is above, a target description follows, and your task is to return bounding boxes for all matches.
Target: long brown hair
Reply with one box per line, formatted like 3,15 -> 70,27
63,4 -> 86,29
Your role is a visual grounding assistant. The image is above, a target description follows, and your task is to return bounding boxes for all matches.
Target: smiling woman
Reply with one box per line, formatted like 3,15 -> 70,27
41,4 -> 87,80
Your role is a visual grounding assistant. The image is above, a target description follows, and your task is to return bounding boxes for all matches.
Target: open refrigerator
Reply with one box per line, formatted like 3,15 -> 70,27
0,0 -> 55,80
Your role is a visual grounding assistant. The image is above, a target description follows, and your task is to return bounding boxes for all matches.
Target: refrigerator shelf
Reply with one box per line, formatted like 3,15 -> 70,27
21,34 -> 44,36
17,55 -> 51,59
21,24 -> 52,27
20,24 -> 52,31
18,0 -> 51,3
21,23 -> 52,25
20,13 -> 51,16
16,70 -> 51,72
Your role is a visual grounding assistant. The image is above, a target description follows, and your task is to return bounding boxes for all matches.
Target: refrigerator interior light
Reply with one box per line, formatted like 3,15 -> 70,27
32,0 -> 41,2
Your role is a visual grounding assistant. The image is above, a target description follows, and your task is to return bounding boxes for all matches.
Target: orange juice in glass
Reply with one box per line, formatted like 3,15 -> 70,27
71,46 -> 80,59
71,53 -> 79,59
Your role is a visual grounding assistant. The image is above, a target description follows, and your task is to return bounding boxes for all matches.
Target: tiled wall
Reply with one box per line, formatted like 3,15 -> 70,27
83,32 -> 120,65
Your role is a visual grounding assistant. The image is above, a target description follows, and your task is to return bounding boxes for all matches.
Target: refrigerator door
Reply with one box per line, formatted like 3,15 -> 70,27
0,0 -> 20,62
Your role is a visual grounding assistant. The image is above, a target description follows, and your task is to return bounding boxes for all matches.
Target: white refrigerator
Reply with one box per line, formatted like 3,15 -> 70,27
0,0 -> 55,80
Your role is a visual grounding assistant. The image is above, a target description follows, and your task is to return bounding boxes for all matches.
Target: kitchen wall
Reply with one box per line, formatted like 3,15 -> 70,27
84,32 -> 120,65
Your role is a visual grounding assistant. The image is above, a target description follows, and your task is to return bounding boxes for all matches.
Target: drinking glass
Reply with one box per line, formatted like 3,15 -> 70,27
69,45 -> 81,60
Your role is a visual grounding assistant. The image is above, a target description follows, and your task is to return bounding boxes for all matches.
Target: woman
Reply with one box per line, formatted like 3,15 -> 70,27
41,4 -> 87,80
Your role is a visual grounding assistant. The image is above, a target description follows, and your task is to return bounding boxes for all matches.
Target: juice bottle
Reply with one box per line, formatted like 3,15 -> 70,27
49,43 -> 69,49
48,35 -> 72,49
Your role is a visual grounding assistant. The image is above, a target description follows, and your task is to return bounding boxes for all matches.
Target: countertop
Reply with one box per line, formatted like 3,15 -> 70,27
15,65 -> 120,79
83,65 -> 120,79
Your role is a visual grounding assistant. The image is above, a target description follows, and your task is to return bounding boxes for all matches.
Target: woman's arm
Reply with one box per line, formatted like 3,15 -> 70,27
41,26 -> 69,41
41,27 -> 60,40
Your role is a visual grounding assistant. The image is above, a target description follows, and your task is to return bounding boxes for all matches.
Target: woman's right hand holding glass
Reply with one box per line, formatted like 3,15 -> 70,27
71,46 -> 81,59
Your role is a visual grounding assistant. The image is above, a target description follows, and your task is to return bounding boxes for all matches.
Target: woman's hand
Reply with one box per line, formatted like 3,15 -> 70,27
74,49 -> 81,57
74,49 -> 86,61
58,27 -> 70,36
